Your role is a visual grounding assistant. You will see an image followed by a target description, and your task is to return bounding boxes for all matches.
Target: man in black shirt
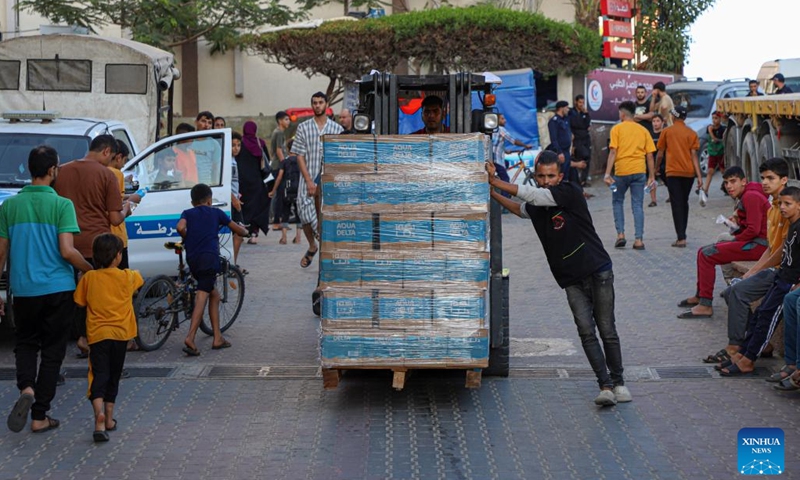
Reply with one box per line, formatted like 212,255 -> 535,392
632,85 -> 653,134
747,80 -> 764,97
772,73 -> 793,95
569,95 -> 592,187
486,151 -> 630,406
720,186 -> 800,376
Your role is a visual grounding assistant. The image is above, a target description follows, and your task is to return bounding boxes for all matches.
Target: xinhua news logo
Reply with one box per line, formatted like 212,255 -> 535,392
738,428 -> 784,475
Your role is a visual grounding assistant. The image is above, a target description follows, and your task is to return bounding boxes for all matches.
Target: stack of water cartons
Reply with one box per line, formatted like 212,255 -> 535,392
319,133 -> 491,369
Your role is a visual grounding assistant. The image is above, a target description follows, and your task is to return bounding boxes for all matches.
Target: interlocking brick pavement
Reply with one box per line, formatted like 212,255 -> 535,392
0,176 -> 797,479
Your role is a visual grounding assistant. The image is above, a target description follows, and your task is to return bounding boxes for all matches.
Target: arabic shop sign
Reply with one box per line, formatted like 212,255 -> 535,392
603,41 -> 634,60
585,69 -> 675,123
601,0 -> 632,18
603,20 -> 633,39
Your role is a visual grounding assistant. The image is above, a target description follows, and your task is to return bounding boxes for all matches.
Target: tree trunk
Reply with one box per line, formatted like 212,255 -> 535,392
181,40 -> 199,118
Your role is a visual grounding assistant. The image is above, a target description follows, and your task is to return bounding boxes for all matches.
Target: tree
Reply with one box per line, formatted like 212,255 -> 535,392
570,0 -> 600,30
247,5 -> 601,104
17,0 -> 309,53
635,0 -> 716,73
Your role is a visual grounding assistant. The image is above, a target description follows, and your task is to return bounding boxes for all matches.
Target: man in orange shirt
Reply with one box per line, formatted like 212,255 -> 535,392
604,101 -> 656,250
656,106 -> 703,247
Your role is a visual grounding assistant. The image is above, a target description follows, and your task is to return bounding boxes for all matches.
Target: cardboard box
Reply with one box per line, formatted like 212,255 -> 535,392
432,290 -> 488,330
321,173 -> 363,212
320,289 -> 375,330
320,213 -> 375,252
378,214 -> 434,249
431,212 -> 488,251
402,173 -> 490,213
320,328 -> 489,368
319,251 -> 362,289
402,251 -> 447,285
374,136 -> 430,173
322,135 -> 376,174
444,252 -> 490,288
376,290 -> 433,329
361,173 -> 407,214
361,251 -> 404,288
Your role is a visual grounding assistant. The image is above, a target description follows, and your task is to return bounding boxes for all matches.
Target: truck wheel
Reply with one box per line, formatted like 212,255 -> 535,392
484,275 -> 509,377
698,139 -> 708,176
724,128 -> 740,168
758,135 -> 775,165
742,132 -> 758,182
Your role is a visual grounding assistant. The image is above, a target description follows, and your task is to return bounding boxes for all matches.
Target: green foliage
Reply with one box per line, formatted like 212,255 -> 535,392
17,0 -> 309,53
247,5 -> 601,102
636,0 -> 716,73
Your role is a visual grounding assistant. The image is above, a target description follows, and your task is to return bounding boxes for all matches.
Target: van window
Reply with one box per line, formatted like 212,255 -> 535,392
27,59 -> 92,92
131,134 -> 224,192
0,133 -> 89,186
106,64 -> 147,94
0,61 -> 20,90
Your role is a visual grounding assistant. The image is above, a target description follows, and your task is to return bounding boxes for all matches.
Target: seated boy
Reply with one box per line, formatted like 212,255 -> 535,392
719,186 -> 800,376
177,184 -> 249,355
677,166 -> 769,318
706,158 -> 790,364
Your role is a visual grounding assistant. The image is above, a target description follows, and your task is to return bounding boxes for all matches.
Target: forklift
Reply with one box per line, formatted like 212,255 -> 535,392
315,72 -> 509,377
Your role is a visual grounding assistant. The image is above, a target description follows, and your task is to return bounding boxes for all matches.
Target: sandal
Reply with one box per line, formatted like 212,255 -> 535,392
671,241 -> 687,248
279,238 -> 287,245
300,248 -> 318,268
702,349 -> 731,364
719,363 -> 756,377
714,359 -> 734,371
93,430 -> 110,442
614,238 -> 626,249
678,298 -> 700,308
212,340 -> 232,350
773,376 -> 800,391
31,416 -> 60,434
247,237 -> 258,245
648,201 -> 657,207
292,237 -> 301,244
182,344 -> 201,357
766,365 -> 796,383
7,393 -> 34,433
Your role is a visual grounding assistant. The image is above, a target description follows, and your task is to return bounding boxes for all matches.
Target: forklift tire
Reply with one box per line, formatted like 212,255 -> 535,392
312,290 -> 321,317
484,275 -> 509,377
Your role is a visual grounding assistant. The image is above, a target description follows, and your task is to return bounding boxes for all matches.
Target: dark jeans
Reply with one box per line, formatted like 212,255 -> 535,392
14,291 -> 75,421
666,176 -> 695,241
740,278 -> 791,361
564,269 -> 624,389
88,340 -> 128,403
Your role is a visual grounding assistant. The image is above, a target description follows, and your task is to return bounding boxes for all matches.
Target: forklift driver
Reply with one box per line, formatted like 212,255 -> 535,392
413,96 -> 450,134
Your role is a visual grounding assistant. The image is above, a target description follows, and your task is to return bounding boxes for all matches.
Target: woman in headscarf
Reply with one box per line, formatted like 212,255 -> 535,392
236,121 -> 273,243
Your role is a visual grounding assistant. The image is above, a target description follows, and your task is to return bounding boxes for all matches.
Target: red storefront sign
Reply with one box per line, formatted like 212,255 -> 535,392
603,20 -> 633,39
603,41 -> 634,60
601,0 -> 632,18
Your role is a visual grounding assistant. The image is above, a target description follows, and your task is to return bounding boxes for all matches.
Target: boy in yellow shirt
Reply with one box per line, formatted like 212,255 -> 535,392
74,234 -> 144,443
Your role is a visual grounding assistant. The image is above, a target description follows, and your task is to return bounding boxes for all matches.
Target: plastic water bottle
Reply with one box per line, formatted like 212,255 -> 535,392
609,183 -> 617,193
644,181 -> 654,194
135,187 -> 149,198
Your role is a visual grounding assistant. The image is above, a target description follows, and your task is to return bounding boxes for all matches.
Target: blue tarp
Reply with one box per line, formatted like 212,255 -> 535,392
478,69 -> 539,150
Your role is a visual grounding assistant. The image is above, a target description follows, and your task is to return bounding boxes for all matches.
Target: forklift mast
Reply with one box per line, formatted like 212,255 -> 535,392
356,72 -> 494,135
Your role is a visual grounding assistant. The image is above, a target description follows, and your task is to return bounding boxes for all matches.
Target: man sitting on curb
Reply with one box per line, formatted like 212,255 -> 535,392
718,186 -> 800,376
678,166 -> 769,319
703,158 -> 789,365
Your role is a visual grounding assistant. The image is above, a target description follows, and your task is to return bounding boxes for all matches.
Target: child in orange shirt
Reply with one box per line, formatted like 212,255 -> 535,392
74,234 -> 144,443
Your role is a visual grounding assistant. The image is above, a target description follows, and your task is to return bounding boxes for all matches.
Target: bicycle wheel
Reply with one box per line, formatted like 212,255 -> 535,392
134,275 -> 179,351
199,264 -> 245,335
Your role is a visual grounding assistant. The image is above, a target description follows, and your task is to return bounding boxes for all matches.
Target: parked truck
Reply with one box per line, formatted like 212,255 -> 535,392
716,94 -> 800,180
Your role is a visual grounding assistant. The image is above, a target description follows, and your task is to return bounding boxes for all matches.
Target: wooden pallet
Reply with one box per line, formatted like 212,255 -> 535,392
322,366 -> 483,391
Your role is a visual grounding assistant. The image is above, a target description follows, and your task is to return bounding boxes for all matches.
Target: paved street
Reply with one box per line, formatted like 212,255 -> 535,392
0,178 -> 798,480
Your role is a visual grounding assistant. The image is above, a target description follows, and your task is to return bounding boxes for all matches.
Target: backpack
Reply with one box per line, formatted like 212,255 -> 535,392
283,155 -> 300,201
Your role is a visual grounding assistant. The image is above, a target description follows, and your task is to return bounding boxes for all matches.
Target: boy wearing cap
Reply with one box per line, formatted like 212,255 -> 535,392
655,105 -> 703,247
772,73 -> 793,95
702,111 -> 726,197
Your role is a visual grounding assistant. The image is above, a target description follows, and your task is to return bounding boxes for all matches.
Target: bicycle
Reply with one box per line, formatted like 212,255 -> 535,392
508,149 -> 536,186
133,242 -> 245,351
